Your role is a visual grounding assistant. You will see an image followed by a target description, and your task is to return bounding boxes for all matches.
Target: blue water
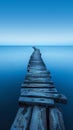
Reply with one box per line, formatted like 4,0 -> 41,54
0,46 -> 73,130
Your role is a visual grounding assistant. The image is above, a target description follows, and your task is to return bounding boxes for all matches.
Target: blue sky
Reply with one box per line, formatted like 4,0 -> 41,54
0,0 -> 73,45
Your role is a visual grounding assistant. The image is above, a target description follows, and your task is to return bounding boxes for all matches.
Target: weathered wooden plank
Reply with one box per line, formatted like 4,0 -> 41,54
30,54 -> 41,57
25,77 -> 51,82
28,61 -> 46,66
28,65 -> 46,68
28,69 -> 50,72
30,106 -> 47,130
49,107 -> 65,130
26,73 -> 51,77
28,66 -> 46,70
21,88 -> 54,95
28,62 -> 45,65
30,60 -> 43,62
25,75 -> 51,79
28,64 -> 44,66
29,59 -> 43,62
29,54 -> 42,57
30,58 -> 42,61
25,77 -> 50,79
19,97 -> 54,107
24,77 -> 53,82
21,88 -> 58,93
24,80 -> 54,84
27,71 -> 50,75
11,107 -> 32,130
31,54 -> 41,56
20,91 -> 67,104
29,61 -> 43,63
28,63 -> 45,67
28,68 -> 46,71
21,83 -> 54,88
28,69 -> 47,72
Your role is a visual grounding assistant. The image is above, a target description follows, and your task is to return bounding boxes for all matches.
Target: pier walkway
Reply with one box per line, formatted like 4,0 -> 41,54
11,47 -> 67,130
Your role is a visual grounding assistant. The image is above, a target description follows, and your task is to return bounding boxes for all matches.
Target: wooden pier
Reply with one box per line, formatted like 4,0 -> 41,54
11,47 -> 67,130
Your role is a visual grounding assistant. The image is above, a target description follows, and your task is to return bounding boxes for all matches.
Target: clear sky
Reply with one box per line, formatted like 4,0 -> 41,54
0,0 -> 73,46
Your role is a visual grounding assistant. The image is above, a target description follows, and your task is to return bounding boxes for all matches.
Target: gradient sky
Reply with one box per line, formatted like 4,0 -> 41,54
0,0 -> 73,45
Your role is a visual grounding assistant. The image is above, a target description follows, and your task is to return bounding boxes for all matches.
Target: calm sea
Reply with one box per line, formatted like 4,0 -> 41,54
0,46 -> 73,130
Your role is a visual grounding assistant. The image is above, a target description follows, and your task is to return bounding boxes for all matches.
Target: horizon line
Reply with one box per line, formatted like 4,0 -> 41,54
0,45 -> 73,47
